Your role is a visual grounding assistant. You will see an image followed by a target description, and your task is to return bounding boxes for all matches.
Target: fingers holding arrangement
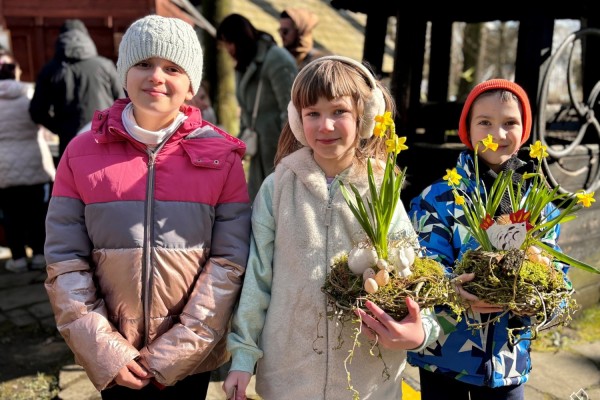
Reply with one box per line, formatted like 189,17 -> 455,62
354,299 -> 425,350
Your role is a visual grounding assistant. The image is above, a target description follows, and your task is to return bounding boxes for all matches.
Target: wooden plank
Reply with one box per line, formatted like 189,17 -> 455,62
3,0 -> 154,17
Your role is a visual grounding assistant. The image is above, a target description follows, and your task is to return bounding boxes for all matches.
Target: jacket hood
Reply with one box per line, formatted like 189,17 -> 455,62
91,98 -> 246,158
55,29 -> 98,61
0,80 -> 29,99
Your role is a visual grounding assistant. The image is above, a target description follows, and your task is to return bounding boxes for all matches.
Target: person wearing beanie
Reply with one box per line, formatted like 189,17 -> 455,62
29,18 -> 124,164
44,14 -> 251,399
406,79 -> 569,399
279,8 -> 331,70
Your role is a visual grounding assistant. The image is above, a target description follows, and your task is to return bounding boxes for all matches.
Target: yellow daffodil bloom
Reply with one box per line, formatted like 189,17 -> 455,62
576,191 -> 596,208
529,140 -> 549,161
375,111 -> 394,128
374,112 -> 395,138
481,134 -> 498,152
454,193 -> 466,205
385,134 -> 408,154
443,168 -> 461,186
373,122 -> 386,137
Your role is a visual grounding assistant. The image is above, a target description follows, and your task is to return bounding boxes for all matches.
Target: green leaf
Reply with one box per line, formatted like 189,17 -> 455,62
535,241 -> 600,274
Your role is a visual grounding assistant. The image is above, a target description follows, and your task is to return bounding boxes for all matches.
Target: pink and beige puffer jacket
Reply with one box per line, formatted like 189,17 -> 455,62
44,99 -> 251,390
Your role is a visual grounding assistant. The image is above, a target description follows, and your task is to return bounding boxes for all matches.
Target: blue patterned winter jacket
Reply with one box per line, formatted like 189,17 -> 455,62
407,150 -> 570,388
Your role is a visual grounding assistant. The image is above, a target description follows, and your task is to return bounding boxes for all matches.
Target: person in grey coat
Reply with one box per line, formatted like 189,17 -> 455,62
217,13 -> 297,200
29,19 -> 124,163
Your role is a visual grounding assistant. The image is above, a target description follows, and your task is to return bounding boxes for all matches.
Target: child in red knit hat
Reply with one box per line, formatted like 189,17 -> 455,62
406,79 -> 570,399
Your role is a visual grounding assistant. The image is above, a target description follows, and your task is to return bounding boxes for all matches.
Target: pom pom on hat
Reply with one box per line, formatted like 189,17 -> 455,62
458,79 -> 532,150
117,15 -> 203,95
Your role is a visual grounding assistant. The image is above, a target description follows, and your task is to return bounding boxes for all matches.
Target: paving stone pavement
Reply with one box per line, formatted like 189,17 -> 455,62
1,255 -> 598,399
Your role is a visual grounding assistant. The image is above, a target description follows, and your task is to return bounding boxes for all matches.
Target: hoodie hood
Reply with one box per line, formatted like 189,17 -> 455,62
55,29 -> 98,61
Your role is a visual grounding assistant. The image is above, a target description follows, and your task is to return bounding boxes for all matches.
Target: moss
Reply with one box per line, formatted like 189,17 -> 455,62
323,254 -> 456,321
0,374 -> 59,400
412,257 -> 445,278
454,248 -> 577,342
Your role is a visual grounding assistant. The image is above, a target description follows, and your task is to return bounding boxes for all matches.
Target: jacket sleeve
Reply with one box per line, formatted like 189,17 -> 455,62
44,152 -> 139,391
540,203 -> 571,285
392,201 -> 442,350
409,184 -> 458,273
139,150 -> 252,385
227,175 -> 275,374
29,64 -> 58,134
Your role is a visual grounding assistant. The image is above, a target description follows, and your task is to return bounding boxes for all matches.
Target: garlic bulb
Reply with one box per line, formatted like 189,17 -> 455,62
347,246 -> 378,275
377,258 -> 393,272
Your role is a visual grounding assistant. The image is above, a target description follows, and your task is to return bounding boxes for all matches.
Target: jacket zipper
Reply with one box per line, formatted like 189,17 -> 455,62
142,140 -> 170,345
143,150 -> 156,344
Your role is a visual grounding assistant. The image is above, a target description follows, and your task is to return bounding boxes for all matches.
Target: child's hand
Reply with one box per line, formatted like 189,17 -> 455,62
222,370 -> 252,400
354,298 -> 424,350
113,359 -> 152,389
453,273 -> 505,313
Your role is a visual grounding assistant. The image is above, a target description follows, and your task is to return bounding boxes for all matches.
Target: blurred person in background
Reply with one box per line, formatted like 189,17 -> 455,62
186,79 -> 218,125
279,8 -> 330,71
217,13 -> 297,201
0,49 -> 56,273
29,19 -> 124,163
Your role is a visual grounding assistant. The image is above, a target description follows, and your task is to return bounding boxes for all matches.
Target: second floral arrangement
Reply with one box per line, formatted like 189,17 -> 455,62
322,112 -> 458,326
443,136 -> 599,341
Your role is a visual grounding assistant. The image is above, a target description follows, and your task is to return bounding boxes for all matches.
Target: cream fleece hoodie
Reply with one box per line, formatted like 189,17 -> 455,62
227,147 -> 439,399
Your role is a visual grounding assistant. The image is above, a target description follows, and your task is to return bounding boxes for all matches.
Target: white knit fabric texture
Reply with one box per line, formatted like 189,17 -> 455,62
117,15 -> 203,94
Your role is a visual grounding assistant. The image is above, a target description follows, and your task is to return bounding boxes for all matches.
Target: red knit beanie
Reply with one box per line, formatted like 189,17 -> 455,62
458,79 -> 532,150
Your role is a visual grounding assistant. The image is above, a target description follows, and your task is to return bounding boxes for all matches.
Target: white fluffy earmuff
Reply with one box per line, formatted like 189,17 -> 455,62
287,55 -> 386,146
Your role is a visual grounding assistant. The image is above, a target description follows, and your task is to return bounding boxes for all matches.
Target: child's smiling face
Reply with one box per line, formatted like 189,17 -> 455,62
301,95 -> 358,177
469,92 -> 524,171
126,57 -> 193,131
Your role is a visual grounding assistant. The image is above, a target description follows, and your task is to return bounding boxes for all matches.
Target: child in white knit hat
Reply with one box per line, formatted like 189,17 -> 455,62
44,14 -> 251,400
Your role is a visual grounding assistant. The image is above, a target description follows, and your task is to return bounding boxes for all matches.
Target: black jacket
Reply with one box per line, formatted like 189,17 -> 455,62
29,27 -> 124,159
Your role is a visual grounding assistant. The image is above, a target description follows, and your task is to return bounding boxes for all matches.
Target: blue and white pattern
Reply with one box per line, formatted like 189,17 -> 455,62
407,150 -> 569,388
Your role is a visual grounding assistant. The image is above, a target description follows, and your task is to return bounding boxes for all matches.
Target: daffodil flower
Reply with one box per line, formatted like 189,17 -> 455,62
340,113 -> 407,262
443,168 -> 461,186
529,140 -> 549,161
375,111 -> 394,128
385,134 -> 408,154
481,134 -> 498,152
454,193 -> 465,205
576,191 -> 596,208
373,122 -> 386,137
447,129 -> 600,274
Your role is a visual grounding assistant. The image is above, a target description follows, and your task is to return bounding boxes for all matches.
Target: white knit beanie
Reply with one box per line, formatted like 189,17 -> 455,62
117,15 -> 203,94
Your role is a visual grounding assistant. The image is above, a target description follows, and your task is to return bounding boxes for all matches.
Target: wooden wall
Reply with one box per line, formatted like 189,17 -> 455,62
0,0 -> 192,82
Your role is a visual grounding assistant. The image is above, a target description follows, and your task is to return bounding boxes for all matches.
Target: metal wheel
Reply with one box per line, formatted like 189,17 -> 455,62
536,28 -> 600,194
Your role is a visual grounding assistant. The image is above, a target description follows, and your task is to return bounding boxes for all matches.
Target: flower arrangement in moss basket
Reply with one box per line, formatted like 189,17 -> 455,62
444,135 -> 599,343
321,112 -> 459,399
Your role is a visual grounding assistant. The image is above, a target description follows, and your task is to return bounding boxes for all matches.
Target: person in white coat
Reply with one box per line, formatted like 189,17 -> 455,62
0,49 -> 55,272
